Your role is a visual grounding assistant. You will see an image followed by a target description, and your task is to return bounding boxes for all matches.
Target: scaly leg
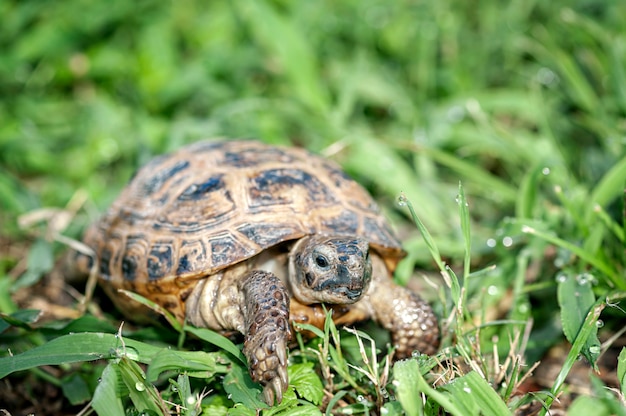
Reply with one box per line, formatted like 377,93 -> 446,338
240,270 -> 291,405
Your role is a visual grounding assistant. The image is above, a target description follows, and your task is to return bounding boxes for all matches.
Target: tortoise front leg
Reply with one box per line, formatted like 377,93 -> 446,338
240,270 -> 291,405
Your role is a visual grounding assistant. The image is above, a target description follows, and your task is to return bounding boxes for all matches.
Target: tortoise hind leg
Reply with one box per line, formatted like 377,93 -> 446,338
240,270 -> 291,405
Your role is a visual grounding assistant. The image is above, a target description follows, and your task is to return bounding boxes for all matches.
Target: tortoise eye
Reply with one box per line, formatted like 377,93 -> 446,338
315,254 -> 329,269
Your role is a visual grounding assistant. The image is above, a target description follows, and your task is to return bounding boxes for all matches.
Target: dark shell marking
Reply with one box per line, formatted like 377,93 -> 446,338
81,140 -> 404,300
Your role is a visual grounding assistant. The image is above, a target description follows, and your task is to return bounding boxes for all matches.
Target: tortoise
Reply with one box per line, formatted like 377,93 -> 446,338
76,139 -> 439,405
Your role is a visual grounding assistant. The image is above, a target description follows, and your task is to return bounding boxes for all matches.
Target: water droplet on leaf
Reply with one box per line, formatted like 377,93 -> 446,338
555,273 -> 567,283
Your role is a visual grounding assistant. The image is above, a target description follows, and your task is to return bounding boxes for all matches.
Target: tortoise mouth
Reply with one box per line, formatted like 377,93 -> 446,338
320,283 -> 364,302
341,288 -> 363,301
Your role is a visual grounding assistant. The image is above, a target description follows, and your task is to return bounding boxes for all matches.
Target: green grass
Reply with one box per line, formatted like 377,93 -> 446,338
1,0 -> 625,415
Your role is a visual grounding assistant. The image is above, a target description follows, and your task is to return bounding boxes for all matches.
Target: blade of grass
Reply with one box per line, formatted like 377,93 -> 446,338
118,289 -> 182,332
457,182 -> 472,280
399,194 -> 453,288
146,348 -> 229,382
520,224 -> 623,289
233,1 -> 329,115
586,156 -> 626,222
418,146 -> 518,203
184,325 -> 246,365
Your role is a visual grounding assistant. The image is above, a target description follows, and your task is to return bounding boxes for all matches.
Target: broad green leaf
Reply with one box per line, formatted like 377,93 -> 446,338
223,363 -> 266,409
394,359 -> 464,416
0,332 -> 162,378
27,238 -> 54,272
92,363 -> 125,416
288,362 -> 324,405
556,273 -> 601,365
201,404 -> 229,416
271,403 -> 322,415
227,404 -> 257,416
540,297 -> 606,415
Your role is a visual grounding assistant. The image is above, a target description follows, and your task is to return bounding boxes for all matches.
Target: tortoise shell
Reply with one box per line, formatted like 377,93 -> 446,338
80,139 -> 405,317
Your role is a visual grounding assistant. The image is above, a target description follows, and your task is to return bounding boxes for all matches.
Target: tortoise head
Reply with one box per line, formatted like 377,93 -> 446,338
288,235 -> 372,304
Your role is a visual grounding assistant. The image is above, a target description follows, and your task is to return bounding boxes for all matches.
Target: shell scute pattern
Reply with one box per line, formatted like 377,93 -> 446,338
236,222 -> 302,248
142,159 -> 191,196
178,174 -> 226,201
147,242 -> 175,281
83,139 -> 404,287
208,232 -> 258,267
220,147 -> 295,168
248,168 -> 338,210
176,239 -> 207,275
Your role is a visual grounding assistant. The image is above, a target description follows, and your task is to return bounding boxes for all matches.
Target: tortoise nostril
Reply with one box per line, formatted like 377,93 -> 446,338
304,272 -> 315,287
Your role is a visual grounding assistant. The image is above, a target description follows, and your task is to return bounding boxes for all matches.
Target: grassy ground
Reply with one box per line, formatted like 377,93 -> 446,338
1,0 -> 625,415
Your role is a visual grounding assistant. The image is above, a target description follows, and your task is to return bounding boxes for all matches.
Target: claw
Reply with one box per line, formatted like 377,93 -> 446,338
271,376 -> 284,404
263,385 -> 275,406
276,340 -> 287,366
278,363 -> 288,392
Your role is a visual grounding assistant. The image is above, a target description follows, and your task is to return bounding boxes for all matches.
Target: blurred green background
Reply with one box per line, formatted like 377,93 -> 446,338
3,0 -> 624,237
1,0 -> 625,412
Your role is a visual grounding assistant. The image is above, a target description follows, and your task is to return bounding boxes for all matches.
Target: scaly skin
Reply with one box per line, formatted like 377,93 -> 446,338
185,266 -> 292,405
240,270 -> 291,405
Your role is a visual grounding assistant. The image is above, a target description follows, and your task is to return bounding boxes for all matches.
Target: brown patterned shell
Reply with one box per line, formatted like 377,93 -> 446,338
80,140 -> 405,306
